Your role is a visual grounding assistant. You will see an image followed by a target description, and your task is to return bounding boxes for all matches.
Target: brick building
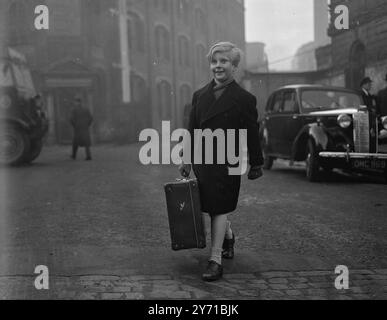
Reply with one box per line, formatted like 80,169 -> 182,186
317,0 -> 387,91
2,0 -> 246,144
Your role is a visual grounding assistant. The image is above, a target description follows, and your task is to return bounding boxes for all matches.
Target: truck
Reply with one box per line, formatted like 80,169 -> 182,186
0,48 -> 48,165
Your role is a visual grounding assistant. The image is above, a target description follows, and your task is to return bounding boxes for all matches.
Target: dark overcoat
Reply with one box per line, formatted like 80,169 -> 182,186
70,106 -> 93,147
188,80 -> 263,216
377,87 -> 387,116
361,91 -> 377,113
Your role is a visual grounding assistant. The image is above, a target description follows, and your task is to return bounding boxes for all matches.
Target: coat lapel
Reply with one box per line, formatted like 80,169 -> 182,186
199,81 -> 238,126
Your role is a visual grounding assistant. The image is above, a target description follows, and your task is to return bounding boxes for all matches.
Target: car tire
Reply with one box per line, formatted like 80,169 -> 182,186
306,139 -> 321,182
24,139 -> 43,164
0,126 -> 30,166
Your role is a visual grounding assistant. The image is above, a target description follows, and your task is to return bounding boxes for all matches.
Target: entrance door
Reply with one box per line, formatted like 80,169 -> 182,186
54,88 -> 87,144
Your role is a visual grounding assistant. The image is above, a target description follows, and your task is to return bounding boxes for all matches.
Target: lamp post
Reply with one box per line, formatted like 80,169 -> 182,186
117,0 -> 131,103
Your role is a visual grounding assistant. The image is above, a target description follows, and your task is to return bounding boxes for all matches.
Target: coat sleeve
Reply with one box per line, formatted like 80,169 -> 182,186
180,92 -> 198,164
241,95 -> 264,167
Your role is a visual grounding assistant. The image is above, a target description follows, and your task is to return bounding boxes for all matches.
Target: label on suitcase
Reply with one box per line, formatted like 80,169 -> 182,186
164,178 -> 206,251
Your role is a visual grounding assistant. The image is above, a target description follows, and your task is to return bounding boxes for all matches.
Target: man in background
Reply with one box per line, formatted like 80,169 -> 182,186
377,73 -> 387,117
360,77 -> 377,114
70,97 -> 93,160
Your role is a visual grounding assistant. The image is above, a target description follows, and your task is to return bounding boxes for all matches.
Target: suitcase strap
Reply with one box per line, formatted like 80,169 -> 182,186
188,181 -> 200,248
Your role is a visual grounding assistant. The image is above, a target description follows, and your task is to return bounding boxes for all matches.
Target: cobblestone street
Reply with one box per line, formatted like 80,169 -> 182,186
1,145 -> 387,300
1,269 -> 387,300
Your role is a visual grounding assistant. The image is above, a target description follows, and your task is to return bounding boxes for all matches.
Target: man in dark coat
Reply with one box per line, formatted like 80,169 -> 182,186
377,73 -> 387,117
70,97 -> 93,160
360,77 -> 377,114
179,42 -> 263,281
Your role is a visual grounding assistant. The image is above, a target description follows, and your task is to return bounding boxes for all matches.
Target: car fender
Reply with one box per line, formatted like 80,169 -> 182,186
292,123 -> 328,161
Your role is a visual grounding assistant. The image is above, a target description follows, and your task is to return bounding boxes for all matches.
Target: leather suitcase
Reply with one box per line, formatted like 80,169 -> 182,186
164,178 -> 206,251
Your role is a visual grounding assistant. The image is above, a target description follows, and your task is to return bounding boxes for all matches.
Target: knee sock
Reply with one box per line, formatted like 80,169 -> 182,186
209,247 -> 222,265
225,220 -> 233,240
209,214 -> 228,265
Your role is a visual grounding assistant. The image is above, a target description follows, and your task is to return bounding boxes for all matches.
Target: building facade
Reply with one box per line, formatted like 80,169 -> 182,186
319,0 -> 387,91
2,0 -> 246,144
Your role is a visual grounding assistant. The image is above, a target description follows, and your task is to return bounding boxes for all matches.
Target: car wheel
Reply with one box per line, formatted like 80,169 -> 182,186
306,139 -> 321,182
24,139 -> 43,163
0,126 -> 30,165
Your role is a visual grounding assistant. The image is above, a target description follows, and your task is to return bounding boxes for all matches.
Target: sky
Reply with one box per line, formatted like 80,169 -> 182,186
245,0 -> 314,70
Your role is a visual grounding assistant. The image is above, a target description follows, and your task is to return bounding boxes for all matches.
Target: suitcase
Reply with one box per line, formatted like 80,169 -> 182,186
164,178 -> 206,251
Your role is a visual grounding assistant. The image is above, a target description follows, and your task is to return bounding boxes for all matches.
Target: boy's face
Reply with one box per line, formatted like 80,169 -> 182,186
210,51 -> 236,83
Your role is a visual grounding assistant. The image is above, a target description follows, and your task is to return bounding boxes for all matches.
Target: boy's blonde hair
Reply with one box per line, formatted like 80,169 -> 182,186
206,42 -> 243,67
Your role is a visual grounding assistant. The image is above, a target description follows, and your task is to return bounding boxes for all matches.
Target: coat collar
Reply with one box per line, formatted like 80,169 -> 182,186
198,80 -> 239,126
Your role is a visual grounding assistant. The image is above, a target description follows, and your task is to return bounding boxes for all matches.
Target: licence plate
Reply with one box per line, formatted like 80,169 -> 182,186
351,159 -> 387,170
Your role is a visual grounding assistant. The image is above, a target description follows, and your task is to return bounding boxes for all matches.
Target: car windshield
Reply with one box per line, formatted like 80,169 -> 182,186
11,63 -> 36,98
0,62 -> 14,87
301,89 -> 362,111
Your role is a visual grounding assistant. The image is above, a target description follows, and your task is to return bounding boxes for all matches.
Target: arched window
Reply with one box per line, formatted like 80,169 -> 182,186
195,8 -> 206,33
153,0 -> 169,13
157,80 -> 172,119
177,0 -> 190,21
155,26 -> 170,61
127,14 -> 145,53
178,36 -> 190,67
180,84 -> 192,107
131,75 -> 147,102
9,1 -> 29,44
196,44 -> 207,71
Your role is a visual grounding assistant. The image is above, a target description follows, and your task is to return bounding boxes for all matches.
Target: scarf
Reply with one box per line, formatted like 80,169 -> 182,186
213,77 -> 234,100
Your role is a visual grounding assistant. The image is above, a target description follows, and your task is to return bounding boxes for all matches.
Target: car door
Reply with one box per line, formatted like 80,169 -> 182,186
264,91 -> 286,156
281,90 -> 305,156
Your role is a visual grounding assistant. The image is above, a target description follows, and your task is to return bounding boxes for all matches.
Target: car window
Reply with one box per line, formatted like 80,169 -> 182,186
282,91 -> 297,113
271,92 -> 283,113
301,90 -> 362,111
0,62 -> 13,86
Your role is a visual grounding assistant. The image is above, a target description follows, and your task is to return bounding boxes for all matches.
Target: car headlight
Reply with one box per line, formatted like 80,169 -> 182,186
382,116 -> 387,130
0,94 -> 12,110
337,114 -> 352,128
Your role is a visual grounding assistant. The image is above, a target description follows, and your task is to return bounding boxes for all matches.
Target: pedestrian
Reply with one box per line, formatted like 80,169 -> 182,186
179,42 -> 264,281
360,77 -> 377,114
70,97 -> 93,160
376,73 -> 387,117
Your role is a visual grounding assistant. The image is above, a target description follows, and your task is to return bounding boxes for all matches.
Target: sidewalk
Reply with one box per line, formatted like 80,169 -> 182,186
1,268 -> 387,300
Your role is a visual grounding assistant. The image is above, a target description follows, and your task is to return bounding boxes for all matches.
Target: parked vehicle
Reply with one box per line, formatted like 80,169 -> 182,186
0,48 -> 48,165
260,84 -> 387,182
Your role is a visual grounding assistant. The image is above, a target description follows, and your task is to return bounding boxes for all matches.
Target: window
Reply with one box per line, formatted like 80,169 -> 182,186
157,80 -> 172,119
177,0 -> 190,21
131,76 -> 146,102
153,0 -> 169,13
178,36 -> 190,67
9,1 -> 29,45
195,8 -> 206,33
155,26 -> 170,61
128,15 -> 145,53
196,44 -> 207,71
270,93 -> 283,113
180,84 -> 191,107
282,91 -> 297,113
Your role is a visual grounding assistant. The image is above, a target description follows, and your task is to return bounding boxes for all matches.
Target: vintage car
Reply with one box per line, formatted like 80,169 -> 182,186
0,48 -> 48,165
260,84 -> 387,182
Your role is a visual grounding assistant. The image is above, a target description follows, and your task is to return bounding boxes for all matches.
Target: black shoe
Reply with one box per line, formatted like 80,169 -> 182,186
202,260 -> 223,282
85,157 -> 92,161
222,233 -> 235,259
70,155 -> 76,160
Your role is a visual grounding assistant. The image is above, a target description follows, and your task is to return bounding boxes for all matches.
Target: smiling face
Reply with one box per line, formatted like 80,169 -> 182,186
210,52 -> 236,83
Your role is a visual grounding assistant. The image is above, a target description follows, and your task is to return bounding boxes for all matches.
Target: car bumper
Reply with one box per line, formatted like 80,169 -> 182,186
319,152 -> 387,171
